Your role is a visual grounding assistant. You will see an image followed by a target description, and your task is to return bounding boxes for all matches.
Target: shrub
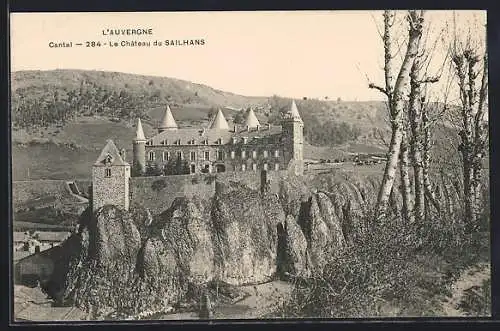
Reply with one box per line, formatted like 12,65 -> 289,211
278,207 -> 490,318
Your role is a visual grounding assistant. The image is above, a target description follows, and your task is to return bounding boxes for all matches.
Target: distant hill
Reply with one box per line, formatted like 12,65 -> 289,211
10,69 -> 396,180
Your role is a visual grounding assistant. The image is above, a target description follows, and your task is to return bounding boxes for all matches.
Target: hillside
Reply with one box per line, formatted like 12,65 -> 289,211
11,69 -> 393,180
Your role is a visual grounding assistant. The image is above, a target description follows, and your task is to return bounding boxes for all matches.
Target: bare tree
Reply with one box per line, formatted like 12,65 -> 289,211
369,10 -> 426,221
451,47 -> 488,226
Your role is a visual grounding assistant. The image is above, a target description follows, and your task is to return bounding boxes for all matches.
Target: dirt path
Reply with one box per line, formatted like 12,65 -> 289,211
212,280 -> 293,319
441,262 -> 490,317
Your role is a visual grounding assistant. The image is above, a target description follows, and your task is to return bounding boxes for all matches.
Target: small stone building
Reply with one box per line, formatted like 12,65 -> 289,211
92,140 -> 131,211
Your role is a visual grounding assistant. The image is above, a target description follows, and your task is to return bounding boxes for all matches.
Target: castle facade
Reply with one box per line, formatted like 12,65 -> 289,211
92,101 -> 304,211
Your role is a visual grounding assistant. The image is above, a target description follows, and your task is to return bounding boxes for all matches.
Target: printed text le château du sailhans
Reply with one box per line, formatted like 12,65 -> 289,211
102,28 -> 206,47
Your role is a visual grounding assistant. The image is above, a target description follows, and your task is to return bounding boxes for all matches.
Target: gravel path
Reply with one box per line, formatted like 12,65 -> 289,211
441,262 -> 490,317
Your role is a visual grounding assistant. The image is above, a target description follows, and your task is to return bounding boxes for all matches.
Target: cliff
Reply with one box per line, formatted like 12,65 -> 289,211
58,172 -> 386,318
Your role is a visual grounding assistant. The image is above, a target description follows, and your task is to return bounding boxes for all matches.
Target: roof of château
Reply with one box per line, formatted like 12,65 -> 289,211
244,108 -> 261,128
94,140 -> 130,167
287,101 -> 303,122
209,109 -> 230,130
148,125 -> 283,146
135,118 -> 146,141
159,105 -> 178,130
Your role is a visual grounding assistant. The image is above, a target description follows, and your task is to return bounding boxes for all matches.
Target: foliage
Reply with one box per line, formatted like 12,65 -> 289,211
457,278 -> 491,316
163,158 -> 190,176
12,83 -> 150,129
145,163 -> 163,176
278,204 -> 490,318
151,179 -> 167,192
266,95 -> 362,146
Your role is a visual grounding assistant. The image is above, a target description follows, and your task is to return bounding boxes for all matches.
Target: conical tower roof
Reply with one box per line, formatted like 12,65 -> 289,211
94,140 -> 129,166
135,118 -> 146,141
209,109 -> 229,130
287,100 -> 303,122
244,108 -> 260,128
159,105 -> 178,131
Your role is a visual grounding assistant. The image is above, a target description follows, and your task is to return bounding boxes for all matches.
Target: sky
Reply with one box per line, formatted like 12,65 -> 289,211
10,10 -> 486,101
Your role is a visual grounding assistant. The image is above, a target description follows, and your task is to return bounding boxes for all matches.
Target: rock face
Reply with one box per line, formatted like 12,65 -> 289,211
61,172 -> 381,318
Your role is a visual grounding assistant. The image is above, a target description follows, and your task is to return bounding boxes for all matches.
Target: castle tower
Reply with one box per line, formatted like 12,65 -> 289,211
282,100 -> 304,175
92,140 -> 131,212
133,118 -> 146,176
210,108 -> 229,130
158,105 -> 178,133
244,108 -> 260,129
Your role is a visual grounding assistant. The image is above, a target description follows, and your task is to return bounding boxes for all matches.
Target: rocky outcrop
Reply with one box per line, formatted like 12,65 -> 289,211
60,172 -> 385,318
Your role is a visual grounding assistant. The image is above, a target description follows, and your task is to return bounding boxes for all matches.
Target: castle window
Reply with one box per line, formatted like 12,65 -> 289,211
232,137 -> 238,144
263,163 -> 268,171
204,139 -> 209,145
252,150 -> 257,159
218,138 -> 223,145
275,163 -> 280,171
161,140 -> 167,145
263,150 -> 268,158
190,151 -> 196,161
217,151 -> 224,161
177,151 -> 183,160
149,151 -> 155,161
230,151 -> 235,159
105,168 -> 111,177
241,164 -> 246,171
104,154 -> 113,165
241,150 -> 246,159
242,137 -> 248,144
204,151 -> 210,160
252,163 -> 257,172
274,150 -> 280,157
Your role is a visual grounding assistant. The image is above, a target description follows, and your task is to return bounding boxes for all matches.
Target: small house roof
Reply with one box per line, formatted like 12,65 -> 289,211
94,140 -> 129,167
13,232 -> 29,242
34,231 -> 71,242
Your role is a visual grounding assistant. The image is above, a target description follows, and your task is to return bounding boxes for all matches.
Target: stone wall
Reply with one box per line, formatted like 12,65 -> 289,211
128,170 -> 291,215
92,166 -> 130,212
129,174 -> 216,215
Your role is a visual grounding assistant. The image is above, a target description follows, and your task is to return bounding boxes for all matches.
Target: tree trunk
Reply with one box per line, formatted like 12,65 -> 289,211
408,61 -> 425,223
422,108 -> 440,217
374,10 -> 425,221
400,128 -> 414,223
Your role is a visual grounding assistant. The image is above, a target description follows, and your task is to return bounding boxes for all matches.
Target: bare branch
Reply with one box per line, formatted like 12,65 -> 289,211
368,83 -> 390,97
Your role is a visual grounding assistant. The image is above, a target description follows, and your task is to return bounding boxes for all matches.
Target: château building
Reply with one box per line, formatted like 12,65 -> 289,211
91,101 -> 304,212
133,100 -> 304,177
